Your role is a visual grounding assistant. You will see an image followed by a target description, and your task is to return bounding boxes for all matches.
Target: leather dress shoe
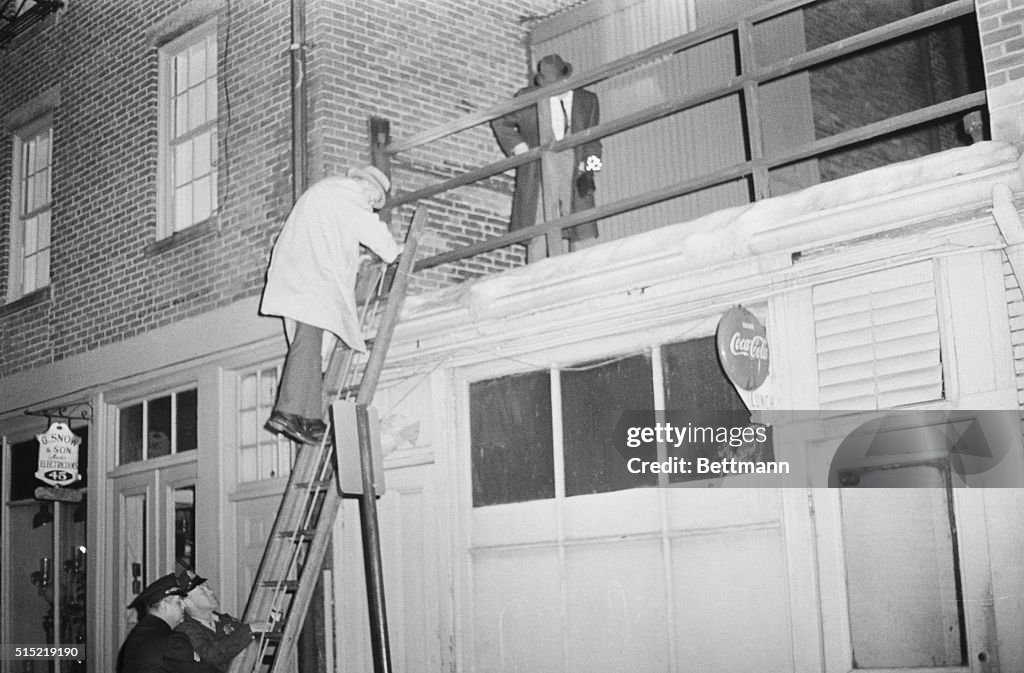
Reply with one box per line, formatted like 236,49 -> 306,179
265,411 -> 326,445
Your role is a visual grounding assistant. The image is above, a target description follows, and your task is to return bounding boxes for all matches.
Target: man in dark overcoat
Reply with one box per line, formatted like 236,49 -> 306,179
117,574 -> 219,673
491,53 -> 603,261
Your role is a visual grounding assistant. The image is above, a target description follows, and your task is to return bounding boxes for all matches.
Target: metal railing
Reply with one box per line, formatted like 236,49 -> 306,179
382,0 -> 983,274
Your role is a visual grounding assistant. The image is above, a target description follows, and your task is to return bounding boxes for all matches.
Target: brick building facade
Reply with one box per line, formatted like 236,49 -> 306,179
0,0 -> 566,377
3,1 -> 1024,672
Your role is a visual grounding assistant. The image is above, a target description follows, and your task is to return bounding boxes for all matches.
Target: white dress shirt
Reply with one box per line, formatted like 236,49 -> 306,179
549,90 -> 573,140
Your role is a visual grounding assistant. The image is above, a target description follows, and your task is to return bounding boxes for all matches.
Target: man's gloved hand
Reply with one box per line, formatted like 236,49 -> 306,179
575,171 -> 596,198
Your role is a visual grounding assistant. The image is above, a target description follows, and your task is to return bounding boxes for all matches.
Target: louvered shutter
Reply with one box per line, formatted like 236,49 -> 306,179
813,262 -> 944,410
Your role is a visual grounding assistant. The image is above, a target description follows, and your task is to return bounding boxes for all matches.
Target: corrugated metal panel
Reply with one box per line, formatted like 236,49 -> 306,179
530,0 -> 820,239
532,0 -> 750,240
813,262 -> 944,410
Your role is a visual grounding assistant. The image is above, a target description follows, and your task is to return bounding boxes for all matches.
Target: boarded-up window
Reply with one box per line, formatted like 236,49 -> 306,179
813,262 -> 943,410
470,371 -> 555,506
840,465 -> 966,667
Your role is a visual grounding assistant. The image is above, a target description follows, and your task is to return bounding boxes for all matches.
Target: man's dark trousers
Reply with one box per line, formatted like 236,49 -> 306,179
275,321 -> 323,420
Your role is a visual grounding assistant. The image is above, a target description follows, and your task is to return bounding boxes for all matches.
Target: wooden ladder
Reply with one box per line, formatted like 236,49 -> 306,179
227,206 -> 428,673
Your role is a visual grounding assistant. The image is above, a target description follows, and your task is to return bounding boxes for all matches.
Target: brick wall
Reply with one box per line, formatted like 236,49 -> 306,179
306,0 -> 572,292
0,0 -> 294,374
979,0 -> 1024,141
804,0 -> 983,181
978,0 -> 1024,87
0,0 -> 574,376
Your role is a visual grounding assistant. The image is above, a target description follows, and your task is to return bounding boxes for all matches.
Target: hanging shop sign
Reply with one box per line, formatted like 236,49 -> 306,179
35,422 -> 82,487
716,305 -> 770,391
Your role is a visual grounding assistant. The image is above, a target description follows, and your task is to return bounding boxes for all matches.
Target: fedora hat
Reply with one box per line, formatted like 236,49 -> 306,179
537,53 -> 573,80
347,165 -> 391,208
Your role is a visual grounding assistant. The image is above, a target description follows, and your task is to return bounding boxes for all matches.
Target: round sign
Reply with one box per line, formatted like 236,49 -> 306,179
716,306 -> 770,391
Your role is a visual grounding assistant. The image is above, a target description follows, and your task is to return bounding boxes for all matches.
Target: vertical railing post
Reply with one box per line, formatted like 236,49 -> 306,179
369,116 -> 392,177
369,116 -> 395,227
738,19 -> 770,201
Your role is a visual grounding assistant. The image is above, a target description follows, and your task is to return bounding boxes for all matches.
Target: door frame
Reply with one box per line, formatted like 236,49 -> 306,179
809,484 -> 999,673
110,457 -> 198,645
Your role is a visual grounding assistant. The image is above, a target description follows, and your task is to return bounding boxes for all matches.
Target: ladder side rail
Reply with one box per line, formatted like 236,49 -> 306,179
355,205 -> 428,405
266,208 -> 427,672
267,488 -> 344,673
228,442 -> 328,673
231,266 -> 389,673
230,206 -> 429,673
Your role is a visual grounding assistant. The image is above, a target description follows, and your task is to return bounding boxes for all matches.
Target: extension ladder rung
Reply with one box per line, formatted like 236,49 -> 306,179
260,579 -> 299,591
277,528 -> 316,539
291,479 -> 332,490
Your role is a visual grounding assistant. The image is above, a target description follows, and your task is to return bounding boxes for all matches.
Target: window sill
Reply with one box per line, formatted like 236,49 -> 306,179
0,286 -> 51,318
145,217 -> 217,256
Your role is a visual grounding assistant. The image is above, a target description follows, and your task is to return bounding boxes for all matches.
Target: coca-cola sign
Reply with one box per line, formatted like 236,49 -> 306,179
717,306 -> 770,391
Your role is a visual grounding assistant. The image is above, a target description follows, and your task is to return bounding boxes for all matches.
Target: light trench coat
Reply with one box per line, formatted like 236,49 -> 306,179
260,176 -> 400,363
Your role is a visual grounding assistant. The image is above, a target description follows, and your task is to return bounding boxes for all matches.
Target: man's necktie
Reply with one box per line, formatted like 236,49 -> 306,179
560,99 -> 570,136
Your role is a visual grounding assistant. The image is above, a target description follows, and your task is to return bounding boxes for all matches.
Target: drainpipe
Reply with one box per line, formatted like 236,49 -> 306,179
291,0 -> 309,200
290,4 -> 327,673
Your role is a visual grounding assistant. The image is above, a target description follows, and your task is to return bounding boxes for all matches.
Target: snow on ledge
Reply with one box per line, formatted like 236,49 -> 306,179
403,141 -> 1021,320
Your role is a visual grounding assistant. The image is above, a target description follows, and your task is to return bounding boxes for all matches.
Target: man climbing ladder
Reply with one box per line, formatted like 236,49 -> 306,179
260,164 -> 402,445
230,180 -> 428,673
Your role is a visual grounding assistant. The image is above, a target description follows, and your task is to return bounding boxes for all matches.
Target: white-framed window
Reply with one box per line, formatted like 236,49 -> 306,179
459,329 -> 800,672
8,116 -> 52,299
158,21 -> 218,236
236,366 -> 296,482
469,335 -> 759,505
117,387 -> 198,465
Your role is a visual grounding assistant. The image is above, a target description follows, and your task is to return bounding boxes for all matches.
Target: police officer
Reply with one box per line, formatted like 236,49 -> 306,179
117,573 -> 219,673
174,566 -> 270,672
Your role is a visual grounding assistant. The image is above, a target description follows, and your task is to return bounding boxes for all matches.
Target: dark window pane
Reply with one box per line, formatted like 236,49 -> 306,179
562,354 -> 656,496
119,403 -> 144,465
10,438 -> 40,500
72,425 -> 89,489
148,396 -> 172,458
663,336 -> 746,410
662,337 -> 771,483
176,389 -> 198,453
470,371 -> 554,507
174,486 -> 196,569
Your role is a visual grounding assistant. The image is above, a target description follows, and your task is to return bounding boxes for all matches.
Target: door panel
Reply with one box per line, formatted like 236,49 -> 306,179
111,461 -> 197,644
812,480 -> 1000,673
